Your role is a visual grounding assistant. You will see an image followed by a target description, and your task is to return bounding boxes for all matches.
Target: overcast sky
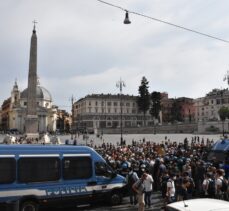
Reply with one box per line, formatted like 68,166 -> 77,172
1,0 -> 229,112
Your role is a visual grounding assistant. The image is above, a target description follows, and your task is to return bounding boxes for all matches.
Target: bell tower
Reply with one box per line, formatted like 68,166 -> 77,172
11,80 -> 20,107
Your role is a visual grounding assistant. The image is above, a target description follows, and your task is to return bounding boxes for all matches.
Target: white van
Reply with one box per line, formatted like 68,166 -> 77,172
166,198 -> 229,211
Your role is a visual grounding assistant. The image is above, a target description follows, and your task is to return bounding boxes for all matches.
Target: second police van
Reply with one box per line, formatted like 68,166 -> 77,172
0,145 -> 126,211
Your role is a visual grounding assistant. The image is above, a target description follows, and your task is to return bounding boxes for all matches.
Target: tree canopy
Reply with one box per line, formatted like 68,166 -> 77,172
137,76 -> 150,125
218,106 -> 229,121
150,91 -> 161,121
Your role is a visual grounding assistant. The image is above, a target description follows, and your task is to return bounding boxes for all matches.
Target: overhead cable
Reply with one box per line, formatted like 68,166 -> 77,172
96,0 -> 229,44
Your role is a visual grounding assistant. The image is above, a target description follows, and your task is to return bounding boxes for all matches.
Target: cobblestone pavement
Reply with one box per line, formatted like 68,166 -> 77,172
45,192 -> 163,211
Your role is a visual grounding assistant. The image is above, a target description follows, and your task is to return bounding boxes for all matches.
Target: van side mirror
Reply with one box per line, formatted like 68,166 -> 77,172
106,169 -> 116,178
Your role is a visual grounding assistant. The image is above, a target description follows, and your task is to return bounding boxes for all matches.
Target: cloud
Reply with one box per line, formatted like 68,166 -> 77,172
1,0 -> 229,112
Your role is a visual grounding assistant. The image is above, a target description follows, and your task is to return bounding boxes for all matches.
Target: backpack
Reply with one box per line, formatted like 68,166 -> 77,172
207,179 -> 216,196
220,178 -> 228,192
161,176 -> 170,197
132,180 -> 144,193
128,173 -> 137,188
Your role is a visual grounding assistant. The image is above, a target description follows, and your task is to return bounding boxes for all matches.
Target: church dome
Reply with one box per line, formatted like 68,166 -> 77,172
20,86 -> 52,101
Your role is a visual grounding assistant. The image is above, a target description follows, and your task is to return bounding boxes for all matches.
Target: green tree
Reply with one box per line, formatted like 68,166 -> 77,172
171,99 -> 182,123
150,91 -> 161,123
137,76 -> 150,126
218,106 -> 229,136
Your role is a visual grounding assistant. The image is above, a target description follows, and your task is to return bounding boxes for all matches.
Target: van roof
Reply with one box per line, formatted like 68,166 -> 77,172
212,139 -> 229,151
166,198 -> 229,211
0,144 -> 96,153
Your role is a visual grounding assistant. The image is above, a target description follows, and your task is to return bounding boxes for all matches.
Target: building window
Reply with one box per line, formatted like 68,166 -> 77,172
18,157 -> 60,183
63,157 -> 92,180
24,102 -> 27,106
101,101 -> 104,106
95,101 -> 98,106
113,102 -> 118,106
126,102 -> 130,107
108,109 -> 110,113
89,101 -> 91,106
107,102 -> 111,106
114,108 -> 117,113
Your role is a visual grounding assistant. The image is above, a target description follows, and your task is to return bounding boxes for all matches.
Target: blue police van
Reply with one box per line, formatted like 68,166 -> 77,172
0,145 -> 126,211
208,138 -> 229,162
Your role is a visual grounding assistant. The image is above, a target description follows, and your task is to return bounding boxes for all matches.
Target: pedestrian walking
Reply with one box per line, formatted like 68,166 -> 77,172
126,167 -> 138,205
166,173 -> 176,204
132,173 -> 148,211
144,170 -> 154,208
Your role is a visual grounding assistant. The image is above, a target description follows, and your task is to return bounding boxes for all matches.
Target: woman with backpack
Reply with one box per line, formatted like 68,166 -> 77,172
215,169 -> 228,200
202,172 -> 215,198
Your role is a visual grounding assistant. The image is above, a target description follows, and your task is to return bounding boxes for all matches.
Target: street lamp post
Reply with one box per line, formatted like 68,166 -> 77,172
71,95 -> 75,140
223,71 -> 229,134
116,78 -> 125,146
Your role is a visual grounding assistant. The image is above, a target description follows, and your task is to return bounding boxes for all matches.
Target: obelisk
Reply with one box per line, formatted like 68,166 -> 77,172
25,22 -> 39,139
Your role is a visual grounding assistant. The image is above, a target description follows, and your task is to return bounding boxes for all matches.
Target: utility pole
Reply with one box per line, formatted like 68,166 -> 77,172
71,95 -> 75,140
223,71 -> 229,135
223,70 -> 229,86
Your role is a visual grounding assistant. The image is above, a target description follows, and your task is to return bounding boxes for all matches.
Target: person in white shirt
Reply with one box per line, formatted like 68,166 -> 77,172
166,173 -> 176,204
143,170 -> 154,208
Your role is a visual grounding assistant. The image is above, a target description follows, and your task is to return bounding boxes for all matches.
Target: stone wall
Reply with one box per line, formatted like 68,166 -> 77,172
197,120 -> 229,134
98,123 -> 198,134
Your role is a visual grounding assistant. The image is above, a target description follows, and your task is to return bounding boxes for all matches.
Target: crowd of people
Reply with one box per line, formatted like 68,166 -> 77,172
92,136 -> 229,210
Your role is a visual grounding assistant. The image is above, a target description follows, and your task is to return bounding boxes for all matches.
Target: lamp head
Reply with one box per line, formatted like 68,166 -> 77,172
124,11 -> 131,24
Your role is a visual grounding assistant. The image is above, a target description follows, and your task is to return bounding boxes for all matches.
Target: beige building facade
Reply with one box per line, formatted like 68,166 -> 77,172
194,88 -> 229,122
73,94 -> 154,133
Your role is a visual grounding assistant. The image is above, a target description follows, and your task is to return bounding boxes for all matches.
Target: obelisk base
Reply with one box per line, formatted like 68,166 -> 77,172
25,115 -> 39,139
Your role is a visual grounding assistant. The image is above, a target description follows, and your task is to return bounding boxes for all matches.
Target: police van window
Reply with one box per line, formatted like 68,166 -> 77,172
0,158 -> 16,184
18,157 -> 60,183
63,157 -> 92,180
95,162 -> 113,177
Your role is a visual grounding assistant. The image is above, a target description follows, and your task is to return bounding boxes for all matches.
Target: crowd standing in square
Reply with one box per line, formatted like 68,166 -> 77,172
91,136 -> 229,209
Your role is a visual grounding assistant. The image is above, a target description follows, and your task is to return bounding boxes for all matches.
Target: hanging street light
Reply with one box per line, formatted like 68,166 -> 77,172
123,11 -> 131,24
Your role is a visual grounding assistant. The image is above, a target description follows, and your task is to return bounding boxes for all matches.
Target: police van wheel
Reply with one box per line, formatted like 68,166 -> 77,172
110,191 -> 122,206
20,201 -> 38,211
